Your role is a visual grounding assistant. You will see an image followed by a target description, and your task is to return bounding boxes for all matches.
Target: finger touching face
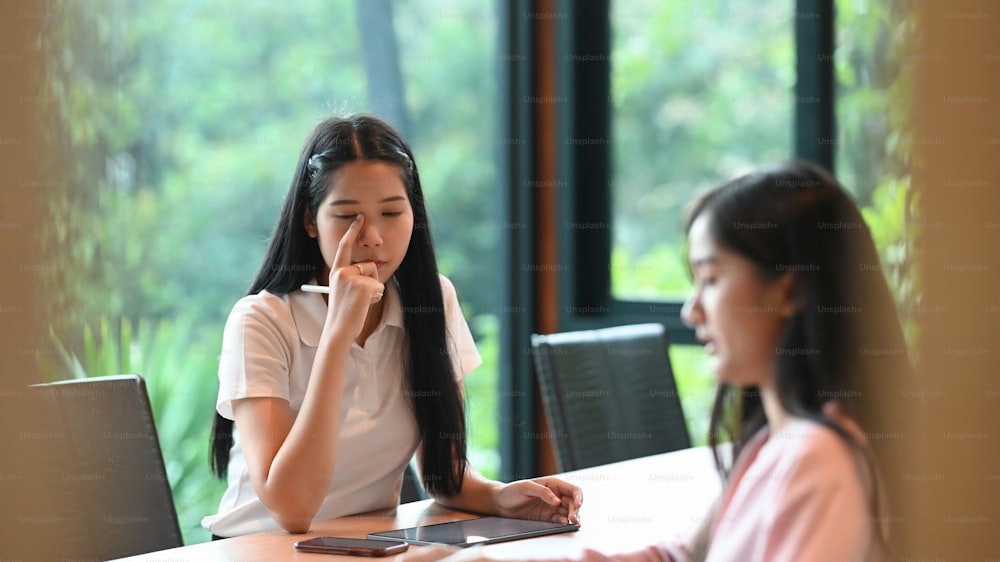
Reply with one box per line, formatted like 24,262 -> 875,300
306,161 -> 414,283
332,214 -> 364,270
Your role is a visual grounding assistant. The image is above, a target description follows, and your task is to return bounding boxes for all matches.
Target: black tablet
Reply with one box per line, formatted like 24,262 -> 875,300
367,516 -> 579,547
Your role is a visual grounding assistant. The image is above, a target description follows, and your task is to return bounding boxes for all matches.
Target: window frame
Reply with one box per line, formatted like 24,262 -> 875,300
553,0 -> 834,339
497,0 -> 540,481
500,0 -> 834,477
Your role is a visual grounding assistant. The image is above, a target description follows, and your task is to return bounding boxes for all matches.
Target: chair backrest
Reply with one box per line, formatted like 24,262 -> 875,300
531,323 -> 691,472
19,375 -> 183,559
400,460 -> 428,504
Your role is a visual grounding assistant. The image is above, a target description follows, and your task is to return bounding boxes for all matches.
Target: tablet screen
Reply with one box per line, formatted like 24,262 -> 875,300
367,516 -> 579,547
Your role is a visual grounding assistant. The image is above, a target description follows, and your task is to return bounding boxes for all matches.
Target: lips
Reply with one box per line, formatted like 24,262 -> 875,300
696,332 -> 717,356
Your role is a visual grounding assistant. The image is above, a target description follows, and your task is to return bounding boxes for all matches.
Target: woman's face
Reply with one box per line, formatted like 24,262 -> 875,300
680,213 -> 796,389
305,160 -> 414,284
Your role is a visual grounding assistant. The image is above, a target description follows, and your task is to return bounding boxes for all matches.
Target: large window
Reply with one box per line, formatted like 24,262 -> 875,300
610,0 -> 794,303
553,0 -> 915,446
607,0 -> 795,443
602,0 -> 914,321
41,0 -> 499,544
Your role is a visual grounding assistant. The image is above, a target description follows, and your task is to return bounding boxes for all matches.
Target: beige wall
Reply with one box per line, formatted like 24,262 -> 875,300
0,3 -> 47,387
902,1 -> 1000,558
0,2 -> 56,556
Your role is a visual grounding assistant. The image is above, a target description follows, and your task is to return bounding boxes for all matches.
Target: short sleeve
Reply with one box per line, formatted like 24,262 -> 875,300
439,274 -> 482,381
216,293 -> 294,419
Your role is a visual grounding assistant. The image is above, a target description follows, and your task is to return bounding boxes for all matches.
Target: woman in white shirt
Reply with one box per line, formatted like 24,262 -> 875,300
203,115 -> 582,538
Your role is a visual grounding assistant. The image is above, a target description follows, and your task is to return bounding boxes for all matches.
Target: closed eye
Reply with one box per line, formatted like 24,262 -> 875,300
689,257 -> 718,287
692,270 -> 717,288
334,213 -> 358,220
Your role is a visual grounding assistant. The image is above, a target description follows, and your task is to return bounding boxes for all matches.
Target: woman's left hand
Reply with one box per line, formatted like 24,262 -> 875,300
493,476 -> 584,525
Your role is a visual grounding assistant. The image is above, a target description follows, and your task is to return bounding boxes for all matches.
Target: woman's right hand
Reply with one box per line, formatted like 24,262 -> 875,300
324,214 -> 385,339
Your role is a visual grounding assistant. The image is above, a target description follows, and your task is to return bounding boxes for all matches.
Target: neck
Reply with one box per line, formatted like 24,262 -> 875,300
356,298 -> 385,346
759,380 -> 792,435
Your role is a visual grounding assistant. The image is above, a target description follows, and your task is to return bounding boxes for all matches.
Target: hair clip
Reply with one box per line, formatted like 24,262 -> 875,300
307,153 -> 325,180
307,153 -> 322,170
395,150 -> 414,172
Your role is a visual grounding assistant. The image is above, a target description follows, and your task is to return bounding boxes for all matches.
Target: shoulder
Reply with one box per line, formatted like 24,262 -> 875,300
224,291 -> 298,335
767,419 -> 863,490
788,420 -> 855,461
433,273 -> 482,376
436,273 -> 463,312
228,291 -> 292,317
772,419 -> 852,459
437,273 -> 458,299
752,421 -> 876,560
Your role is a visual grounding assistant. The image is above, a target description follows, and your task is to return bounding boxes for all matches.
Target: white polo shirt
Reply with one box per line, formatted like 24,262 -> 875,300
202,274 -> 482,537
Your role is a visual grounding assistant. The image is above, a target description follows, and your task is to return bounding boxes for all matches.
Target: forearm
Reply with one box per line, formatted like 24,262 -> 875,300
253,331 -> 353,531
430,465 -> 503,515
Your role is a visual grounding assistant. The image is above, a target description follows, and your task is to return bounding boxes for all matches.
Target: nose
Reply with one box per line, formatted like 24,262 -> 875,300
680,288 -> 703,329
357,215 -> 383,247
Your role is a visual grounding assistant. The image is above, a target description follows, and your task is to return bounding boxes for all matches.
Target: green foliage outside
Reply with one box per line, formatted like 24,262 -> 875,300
610,0 -> 795,271
464,315 -> 501,476
836,0 -> 921,357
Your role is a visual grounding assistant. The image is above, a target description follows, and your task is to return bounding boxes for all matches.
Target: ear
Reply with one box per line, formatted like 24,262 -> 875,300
303,206 -> 317,238
773,271 -> 802,318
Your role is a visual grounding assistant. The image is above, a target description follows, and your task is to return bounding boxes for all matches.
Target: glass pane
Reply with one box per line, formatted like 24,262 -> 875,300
834,0 -> 918,347
394,0 -> 501,479
610,1 -> 795,301
668,345 -> 716,446
41,0 -> 498,543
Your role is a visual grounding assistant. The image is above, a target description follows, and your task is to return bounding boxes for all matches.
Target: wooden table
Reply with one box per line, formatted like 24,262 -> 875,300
112,446 -> 722,561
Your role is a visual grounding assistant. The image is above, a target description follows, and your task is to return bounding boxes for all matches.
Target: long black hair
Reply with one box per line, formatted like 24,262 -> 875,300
686,160 -> 910,552
210,115 -> 467,497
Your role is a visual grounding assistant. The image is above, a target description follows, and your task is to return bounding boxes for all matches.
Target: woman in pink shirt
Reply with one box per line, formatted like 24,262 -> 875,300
403,161 -> 909,562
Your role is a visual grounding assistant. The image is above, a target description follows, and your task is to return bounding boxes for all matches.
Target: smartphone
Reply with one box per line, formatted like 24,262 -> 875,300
293,536 -> 409,556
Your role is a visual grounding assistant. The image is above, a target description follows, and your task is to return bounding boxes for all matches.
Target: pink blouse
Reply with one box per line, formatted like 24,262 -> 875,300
574,419 -> 878,562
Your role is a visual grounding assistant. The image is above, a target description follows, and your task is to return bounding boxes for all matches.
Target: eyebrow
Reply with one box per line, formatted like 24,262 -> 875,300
689,256 -> 718,269
328,195 -> 408,206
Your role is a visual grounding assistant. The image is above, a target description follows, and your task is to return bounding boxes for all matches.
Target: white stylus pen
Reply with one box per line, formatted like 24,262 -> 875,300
300,284 -> 331,294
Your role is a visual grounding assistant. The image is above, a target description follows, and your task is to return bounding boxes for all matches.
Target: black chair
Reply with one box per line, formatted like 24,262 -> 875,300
12,375 -> 183,560
400,461 -> 427,503
531,323 -> 691,472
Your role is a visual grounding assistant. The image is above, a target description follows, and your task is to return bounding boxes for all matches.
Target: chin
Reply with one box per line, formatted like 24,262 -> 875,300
711,370 -> 736,387
712,365 -> 755,389
709,358 -> 731,383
